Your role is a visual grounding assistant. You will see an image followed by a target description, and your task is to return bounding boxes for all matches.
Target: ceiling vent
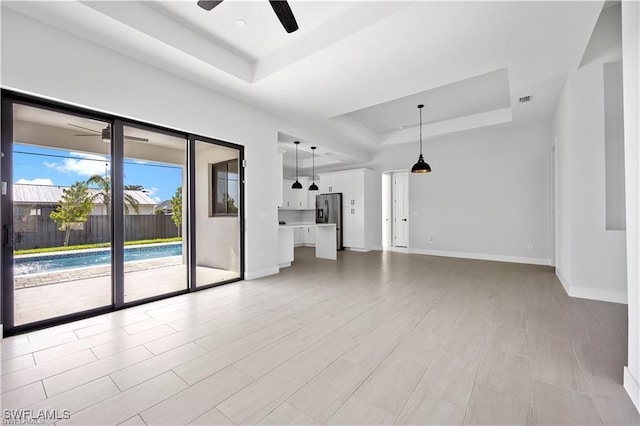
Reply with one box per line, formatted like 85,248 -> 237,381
518,95 -> 533,103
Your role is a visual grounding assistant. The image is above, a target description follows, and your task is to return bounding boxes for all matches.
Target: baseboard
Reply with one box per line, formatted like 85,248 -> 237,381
567,286 -> 628,304
388,247 -> 410,253
372,245 -> 383,251
407,248 -> 552,266
556,270 -> 572,297
555,271 -> 627,304
245,266 -> 279,280
344,247 -> 370,252
624,367 -> 640,412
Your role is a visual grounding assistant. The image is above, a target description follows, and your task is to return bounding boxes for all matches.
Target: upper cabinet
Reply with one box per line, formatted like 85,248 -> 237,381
319,174 -> 333,193
281,177 -> 312,209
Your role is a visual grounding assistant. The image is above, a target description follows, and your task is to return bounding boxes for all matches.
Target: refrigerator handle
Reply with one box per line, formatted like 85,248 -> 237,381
324,199 -> 329,223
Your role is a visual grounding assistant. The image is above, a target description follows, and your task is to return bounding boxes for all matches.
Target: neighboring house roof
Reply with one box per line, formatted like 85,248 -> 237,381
123,190 -> 157,206
13,184 -> 157,206
155,200 -> 173,211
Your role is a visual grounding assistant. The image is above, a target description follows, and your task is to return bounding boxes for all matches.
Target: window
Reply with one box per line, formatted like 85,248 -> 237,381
210,159 -> 239,216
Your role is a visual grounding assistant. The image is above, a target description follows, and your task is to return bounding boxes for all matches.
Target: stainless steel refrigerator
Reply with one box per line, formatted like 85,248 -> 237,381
316,193 -> 343,250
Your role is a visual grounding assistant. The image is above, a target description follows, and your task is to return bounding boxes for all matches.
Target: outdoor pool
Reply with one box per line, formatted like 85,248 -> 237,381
14,243 -> 183,275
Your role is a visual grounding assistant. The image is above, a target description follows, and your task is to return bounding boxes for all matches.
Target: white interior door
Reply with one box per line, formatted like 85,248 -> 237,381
393,173 -> 409,247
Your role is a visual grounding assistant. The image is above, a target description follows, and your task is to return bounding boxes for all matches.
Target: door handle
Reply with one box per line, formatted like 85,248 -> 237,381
3,224 -> 13,248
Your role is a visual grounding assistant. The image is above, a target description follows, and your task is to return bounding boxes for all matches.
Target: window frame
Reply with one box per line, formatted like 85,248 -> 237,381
209,159 -> 239,217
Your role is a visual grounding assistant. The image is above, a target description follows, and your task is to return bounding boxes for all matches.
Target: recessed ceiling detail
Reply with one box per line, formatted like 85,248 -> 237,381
2,1 -> 604,168
335,68 -> 512,146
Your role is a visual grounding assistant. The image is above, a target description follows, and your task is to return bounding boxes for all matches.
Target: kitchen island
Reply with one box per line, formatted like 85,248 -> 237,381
278,223 -> 337,267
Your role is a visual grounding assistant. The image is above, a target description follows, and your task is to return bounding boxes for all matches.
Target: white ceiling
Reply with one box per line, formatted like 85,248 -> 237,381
13,104 -> 187,154
344,68 -> 511,134
3,0 -> 604,171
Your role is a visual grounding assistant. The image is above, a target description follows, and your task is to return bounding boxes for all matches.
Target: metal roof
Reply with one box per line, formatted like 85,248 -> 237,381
155,200 -> 173,210
13,184 -> 157,206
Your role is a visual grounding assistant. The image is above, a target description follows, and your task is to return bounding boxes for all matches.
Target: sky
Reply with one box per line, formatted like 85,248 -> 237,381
13,144 -> 183,203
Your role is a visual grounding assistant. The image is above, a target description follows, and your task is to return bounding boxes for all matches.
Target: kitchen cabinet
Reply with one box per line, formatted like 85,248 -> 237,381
319,174 -> 332,193
304,226 -> 316,245
293,226 -> 316,246
282,177 -> 310,209
282,179 -> 295,208
278,227 -> 294,267
278,223 -> 337,268
318,168 -> 381,251
294,227 -> 305,246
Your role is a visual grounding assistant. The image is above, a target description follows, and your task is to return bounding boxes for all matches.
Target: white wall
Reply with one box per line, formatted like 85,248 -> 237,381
622,0 -> 640,412
371,123 -> 553,265
553,16 -> 627,304
0,8 -> 318,280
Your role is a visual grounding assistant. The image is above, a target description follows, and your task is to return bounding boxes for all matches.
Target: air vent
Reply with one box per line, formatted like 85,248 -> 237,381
518,95 -> 532,103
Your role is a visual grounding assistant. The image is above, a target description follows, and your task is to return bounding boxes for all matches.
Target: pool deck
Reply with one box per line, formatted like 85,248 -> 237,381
14,256 -> 183,289
13,259 -> 240,326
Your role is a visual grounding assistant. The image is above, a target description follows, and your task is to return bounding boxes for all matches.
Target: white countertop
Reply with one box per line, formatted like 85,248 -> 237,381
278,223 -> 335,229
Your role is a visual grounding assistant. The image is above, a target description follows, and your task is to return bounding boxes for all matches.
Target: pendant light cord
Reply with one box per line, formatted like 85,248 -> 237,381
295,141 -> 299,181
419,105 -> 423,156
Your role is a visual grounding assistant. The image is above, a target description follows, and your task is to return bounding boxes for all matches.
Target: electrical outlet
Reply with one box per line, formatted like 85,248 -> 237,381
428,236 -> 433,243
528,242 -> 534,250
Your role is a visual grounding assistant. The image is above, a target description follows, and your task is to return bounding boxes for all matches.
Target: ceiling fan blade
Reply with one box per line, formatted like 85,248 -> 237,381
125,136 -> 149,142
269,0 -> 299,33
68,123 -> 100,134
197,0 -> 223,11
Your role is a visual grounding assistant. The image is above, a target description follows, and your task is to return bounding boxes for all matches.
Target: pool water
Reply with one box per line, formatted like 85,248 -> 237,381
14,243 -> 182,275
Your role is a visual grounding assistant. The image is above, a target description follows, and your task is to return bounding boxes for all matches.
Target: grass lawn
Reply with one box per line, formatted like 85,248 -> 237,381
14,237 -> 182,255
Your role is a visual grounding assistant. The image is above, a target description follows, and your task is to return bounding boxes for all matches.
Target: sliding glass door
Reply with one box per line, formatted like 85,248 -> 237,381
123,125 -> 188,302
192,138 -> 242,288
1,92 -> 245,335
6,103 -> 113,327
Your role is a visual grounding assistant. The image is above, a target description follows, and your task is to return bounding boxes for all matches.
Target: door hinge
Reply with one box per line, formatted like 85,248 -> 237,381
242,160 -> 247,168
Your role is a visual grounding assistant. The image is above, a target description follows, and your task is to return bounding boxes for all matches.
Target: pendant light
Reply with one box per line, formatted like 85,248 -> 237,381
411,104 -> 431,173
309,146 -> 319,191
292,141 -> 303,189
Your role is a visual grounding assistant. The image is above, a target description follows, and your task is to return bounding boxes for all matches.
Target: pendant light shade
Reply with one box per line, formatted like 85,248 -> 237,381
411,104 -> 431,174
292,141 -> 303,189
309,146 -> 319,191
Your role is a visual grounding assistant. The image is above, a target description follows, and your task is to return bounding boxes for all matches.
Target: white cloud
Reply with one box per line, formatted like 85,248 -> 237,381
16,178 -> 54,185
45,152 -> 110,177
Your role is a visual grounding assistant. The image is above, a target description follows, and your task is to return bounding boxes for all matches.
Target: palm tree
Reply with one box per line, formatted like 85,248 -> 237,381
87,174 -> 140,215
124,184 -> 145,191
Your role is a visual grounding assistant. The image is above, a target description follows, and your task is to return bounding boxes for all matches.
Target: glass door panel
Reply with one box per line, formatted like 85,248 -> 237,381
11,104 -> 112,326
123,126 -> 187,302
194,140 -> 241,287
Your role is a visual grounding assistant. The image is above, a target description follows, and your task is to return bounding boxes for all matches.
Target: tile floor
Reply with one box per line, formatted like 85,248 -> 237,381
1,248 -> 638,425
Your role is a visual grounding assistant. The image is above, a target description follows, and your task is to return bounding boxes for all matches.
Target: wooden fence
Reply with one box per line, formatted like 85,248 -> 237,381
13,215 -> 180,250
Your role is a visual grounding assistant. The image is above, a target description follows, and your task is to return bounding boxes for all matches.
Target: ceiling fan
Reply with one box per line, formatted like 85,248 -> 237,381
69,124 -> 149,142
197,0 -> 299,33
